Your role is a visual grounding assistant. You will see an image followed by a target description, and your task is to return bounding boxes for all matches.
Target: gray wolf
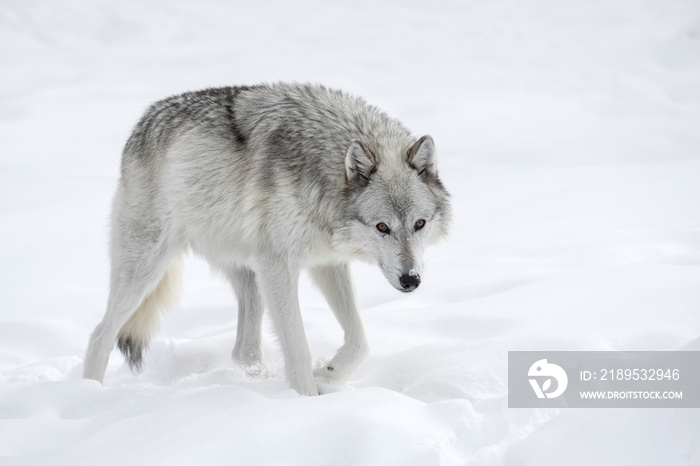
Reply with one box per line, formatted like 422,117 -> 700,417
83,83 -> 452,395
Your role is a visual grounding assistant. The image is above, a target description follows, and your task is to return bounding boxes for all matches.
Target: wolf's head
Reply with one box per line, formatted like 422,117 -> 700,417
333,135 -> 452,292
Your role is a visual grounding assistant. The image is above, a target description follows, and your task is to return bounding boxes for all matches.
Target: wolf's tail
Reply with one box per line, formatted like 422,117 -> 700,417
117,259 -> 183,371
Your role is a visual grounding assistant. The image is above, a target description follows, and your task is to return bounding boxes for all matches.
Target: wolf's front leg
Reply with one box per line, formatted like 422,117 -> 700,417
255,258 -> 318,396
309,263 -> 369,381
226,265 -> 266,377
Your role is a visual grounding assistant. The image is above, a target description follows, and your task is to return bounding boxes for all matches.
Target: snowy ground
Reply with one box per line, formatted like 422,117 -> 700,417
1,1 -> 700,464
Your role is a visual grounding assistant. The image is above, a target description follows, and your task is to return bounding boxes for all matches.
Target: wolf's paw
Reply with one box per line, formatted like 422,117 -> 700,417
240,360 -> 271,379
290,374 -> 319,396
232,349 -> 269,379
298,383 -> 320,396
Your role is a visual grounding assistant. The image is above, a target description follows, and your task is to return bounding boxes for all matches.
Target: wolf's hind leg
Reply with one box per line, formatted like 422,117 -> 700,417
226,265 -> 266,377
83,203 -> 182,383
309,263 -> 369,381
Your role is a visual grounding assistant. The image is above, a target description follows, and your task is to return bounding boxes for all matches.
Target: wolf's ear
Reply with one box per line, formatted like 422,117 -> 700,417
345,140 -> 377,185
407,135 -> 437,177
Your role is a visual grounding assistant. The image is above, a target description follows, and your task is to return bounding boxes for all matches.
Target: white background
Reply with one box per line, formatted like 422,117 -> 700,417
1,1 -> 699,464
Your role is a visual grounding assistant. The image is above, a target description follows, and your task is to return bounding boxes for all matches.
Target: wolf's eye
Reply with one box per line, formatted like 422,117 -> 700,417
415,219 -> 426,230
376,223 -> 390,234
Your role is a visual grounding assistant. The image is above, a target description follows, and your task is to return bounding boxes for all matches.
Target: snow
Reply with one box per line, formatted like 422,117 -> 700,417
1,0 -> 700,464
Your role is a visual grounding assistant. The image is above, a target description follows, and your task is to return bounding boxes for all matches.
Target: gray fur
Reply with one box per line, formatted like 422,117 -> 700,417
83,83 -> 452,395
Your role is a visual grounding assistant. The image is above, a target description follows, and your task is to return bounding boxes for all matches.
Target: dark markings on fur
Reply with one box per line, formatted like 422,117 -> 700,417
224,89 -> 238,144
342,177 -> 371,200
407,136 -> 448,192
261,121 -> 335,215
352,214 -> 371,227
357,140 -> 378,171
327,366 -> 334,371
117,336 -> 146,373
126,85 -> 266,161
406,135 -> 427,170
226,85 -> 259,147
350,140 -> 378,188
421,170 -> 448,193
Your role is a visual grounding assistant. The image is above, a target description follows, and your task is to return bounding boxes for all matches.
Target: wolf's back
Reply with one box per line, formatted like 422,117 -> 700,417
121,83 -> 413,172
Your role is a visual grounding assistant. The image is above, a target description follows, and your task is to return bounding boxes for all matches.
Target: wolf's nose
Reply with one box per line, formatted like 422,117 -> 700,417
399,273 -> 421,291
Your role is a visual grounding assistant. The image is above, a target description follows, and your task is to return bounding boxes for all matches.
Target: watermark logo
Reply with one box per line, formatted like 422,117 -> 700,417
528,359 -> 568,399
509,351 -> 698,408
